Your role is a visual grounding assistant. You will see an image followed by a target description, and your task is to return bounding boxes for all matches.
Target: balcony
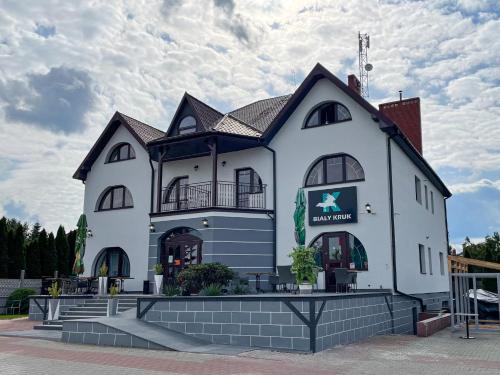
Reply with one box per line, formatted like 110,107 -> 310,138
159,181 -> 268,213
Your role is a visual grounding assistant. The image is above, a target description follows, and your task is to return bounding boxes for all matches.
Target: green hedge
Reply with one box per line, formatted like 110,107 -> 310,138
177,263 -> 234,295
6,288 -> 36,314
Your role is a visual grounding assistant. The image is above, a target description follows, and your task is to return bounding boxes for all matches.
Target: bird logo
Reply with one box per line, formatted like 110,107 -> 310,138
316,192 -> 341,213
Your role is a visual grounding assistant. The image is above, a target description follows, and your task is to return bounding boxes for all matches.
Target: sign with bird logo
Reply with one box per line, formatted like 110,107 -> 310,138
308,186 -> 357,225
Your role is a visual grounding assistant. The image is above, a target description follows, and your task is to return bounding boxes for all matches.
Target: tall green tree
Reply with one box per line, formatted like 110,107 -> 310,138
46,233 -> 57,276
55,226 -> 70,276
38,229 -> 49,276
0,217 -> 9,278
8,224 -> 25,278
25,239 -> 41,278
67,229 -> 77,275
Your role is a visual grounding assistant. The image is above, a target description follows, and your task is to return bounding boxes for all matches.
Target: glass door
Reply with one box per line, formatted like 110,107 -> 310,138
322,233 -> 349,292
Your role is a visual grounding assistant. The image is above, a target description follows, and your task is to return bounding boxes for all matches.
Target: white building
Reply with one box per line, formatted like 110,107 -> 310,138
74,63 -> 451,308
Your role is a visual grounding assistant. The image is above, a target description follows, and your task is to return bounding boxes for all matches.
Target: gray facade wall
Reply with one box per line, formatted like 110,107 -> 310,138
149,215 -> 274,291
139,293 -> 421,352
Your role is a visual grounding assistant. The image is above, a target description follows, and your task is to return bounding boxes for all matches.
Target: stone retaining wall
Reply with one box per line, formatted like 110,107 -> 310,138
0,279 -> 41,313
139,292 -> 420,352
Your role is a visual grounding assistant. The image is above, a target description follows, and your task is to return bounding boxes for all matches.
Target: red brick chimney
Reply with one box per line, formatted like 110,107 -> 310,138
379,97 -> 423,154
347,74 -> 361,95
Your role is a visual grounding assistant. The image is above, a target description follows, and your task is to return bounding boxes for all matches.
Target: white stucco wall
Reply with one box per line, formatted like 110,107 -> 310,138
270,78 -> 393,290
83,125 -> 152,291
158,146 -> 274,209
391,141 -> 449,294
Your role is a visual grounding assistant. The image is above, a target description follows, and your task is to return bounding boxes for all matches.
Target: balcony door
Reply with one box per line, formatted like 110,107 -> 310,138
236,168 -> 262,208
163,176 -> 189,210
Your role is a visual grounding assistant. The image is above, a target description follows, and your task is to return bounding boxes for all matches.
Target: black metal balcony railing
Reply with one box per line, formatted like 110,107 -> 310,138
160,181 -> 267,212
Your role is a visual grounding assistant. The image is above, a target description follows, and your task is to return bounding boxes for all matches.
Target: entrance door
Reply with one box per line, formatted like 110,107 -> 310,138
160,233 -> 202,284
322,233 -> 350,292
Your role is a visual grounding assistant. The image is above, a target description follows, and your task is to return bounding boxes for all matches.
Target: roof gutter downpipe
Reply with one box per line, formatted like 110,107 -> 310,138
148,150 -> 155,214
262,143 -> 277,272
387,132 -> 426,312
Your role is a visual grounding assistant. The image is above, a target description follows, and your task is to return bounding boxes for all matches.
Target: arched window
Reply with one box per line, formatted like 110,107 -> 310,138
178,115 -> 197,135
162,177 -> 189,210
304,102 -> 351,128
97,185 -> 134,211
94,247 -> 130,277
305,154 -> 364,187
106,143 -> 135,163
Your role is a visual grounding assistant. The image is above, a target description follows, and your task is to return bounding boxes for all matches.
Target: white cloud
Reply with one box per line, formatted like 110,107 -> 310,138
449,179 -> 500,194
0,0 -> 498,234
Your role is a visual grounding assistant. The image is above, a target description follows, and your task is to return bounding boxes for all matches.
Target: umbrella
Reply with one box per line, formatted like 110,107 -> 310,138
293,188 -> 306,246
73,214 -> 87,275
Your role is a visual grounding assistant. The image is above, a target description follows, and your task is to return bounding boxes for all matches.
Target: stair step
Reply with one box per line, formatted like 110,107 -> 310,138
63,311 -> 107,316
34,324 -> 62,331
60,315 -> 99,320
43,320 -> 63,325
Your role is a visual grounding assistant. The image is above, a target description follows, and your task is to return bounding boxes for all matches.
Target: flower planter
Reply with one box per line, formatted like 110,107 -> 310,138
47,299 -> 60,320
154,274 -> 164,295
107,298 -> 118,317
98,276 -> 108,295
298,283 -> 313,294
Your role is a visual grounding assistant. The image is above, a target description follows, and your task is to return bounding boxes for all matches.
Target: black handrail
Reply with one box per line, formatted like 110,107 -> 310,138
160,181 -> 267,212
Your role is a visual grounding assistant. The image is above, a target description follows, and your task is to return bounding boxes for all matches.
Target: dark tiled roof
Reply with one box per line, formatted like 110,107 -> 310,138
118,112 -> 165,144
213,114 -> 262,137
186,94 -> 224,131
229,94 -> 292,133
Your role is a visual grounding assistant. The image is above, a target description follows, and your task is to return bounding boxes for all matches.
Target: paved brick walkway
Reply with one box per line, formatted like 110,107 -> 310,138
1,319 -> 500,374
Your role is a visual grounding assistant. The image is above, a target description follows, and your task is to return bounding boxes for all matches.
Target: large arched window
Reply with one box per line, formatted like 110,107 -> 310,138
178,115 -> 197,135
106,143 -> 135,163
304,102 -> 351,128
94,247 -> 130,277
96,185 -> 134,211
305,153 -> 364,187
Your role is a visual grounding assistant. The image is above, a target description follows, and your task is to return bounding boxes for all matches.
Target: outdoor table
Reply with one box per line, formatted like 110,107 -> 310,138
455,313 -> 479,339
246,272 -> 272,293
77,276 -> 96,294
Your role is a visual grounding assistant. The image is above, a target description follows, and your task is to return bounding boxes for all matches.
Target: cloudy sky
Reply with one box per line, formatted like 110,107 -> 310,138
0,0 -> 498,249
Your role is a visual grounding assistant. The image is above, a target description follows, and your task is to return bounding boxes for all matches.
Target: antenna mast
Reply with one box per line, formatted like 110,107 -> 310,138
358,32 -> 372,98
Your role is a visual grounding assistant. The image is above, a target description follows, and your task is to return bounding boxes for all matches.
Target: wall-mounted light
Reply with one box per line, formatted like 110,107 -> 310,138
149,223 -> 156,233
365,203 -> 373,214
221,161 -> 226,167
202,218 -> 209,227
86,229 -> 93,238
194,165 -> 199,171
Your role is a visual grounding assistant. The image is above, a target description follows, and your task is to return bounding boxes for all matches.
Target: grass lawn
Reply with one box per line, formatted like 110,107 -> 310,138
0,314 -> 28,320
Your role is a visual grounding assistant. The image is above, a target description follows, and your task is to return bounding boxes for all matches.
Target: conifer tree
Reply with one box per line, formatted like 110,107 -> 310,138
55,226 -> 69,276
38,229 -> 49,276
47,233 -> 57,276
0,217 -> 9,278
67,229 -> 77,275
8,224 -> 25,278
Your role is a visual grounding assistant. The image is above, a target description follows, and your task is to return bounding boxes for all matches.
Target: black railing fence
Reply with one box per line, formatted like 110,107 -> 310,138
160,181 -> 267,212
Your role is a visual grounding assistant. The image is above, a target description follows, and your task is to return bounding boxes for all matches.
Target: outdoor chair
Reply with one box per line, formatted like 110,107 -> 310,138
276,266 -> 297,293
268,275 -> 279,292
3,299 -> 21,315
334,268 -> 349,293
347,272 -> 357,292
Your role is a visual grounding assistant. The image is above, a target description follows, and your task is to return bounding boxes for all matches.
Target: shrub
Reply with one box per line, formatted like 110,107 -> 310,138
289,246 -> 321,284
6,288 -> 36,314
164,284 -> 180,297
48,281 -> 61,299
177,263 -> 234,295
153,263 -> 164,275
199,284 -> 223,296
232,283 -> 249,295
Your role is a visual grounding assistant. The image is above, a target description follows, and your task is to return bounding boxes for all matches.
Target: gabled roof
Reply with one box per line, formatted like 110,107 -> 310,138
73,112 -> 164,180
164,93 -> 223,137
261,63 -> 451,197
213,114 -> 262,137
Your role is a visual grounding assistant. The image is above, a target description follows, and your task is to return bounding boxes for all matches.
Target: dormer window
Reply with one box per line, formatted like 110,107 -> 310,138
106,143 -> 135,163
305,102 -> 352,128
178,115 -> 197,135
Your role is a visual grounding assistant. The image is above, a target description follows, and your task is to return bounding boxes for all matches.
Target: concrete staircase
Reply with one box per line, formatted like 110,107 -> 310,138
34,297 -> 137,331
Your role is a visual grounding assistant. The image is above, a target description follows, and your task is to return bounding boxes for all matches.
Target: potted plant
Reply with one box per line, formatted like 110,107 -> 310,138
107,283 -> 119,316
289,246 -> 321,294
98,262 -> 108,295
47,281 -> 61,320
153,263 -> 164,295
